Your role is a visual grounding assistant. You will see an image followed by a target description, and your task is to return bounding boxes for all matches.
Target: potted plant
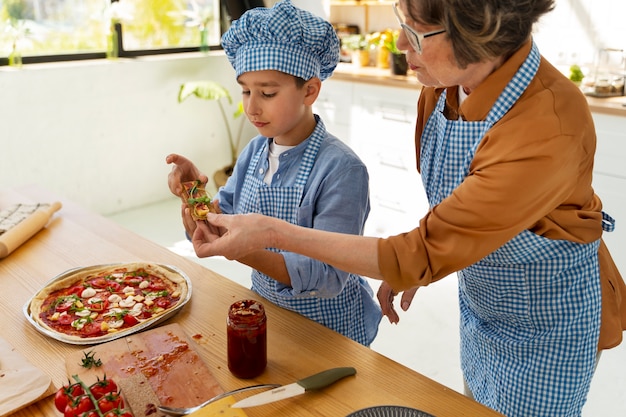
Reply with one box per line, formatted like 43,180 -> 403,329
568,64 -> 584,87
178,80 -> 246,188
385,30 -> 408,76
341,34 -> 370,67
368,30 -> 393,69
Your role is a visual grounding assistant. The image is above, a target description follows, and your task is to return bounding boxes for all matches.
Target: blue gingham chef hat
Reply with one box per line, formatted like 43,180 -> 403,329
221,0 -> 340,81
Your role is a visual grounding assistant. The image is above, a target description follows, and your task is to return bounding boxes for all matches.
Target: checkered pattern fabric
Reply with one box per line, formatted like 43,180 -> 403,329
221,0 -> 339,81
420,42 -> 603,416
236,121 -> 371,346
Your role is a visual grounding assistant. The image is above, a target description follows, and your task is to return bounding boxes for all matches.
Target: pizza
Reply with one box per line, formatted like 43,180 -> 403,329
181,180 -> 215,220
29,263 -> 189,343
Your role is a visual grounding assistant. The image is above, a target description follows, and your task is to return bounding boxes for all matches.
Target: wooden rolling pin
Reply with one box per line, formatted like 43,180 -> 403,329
0,201 -> 62,258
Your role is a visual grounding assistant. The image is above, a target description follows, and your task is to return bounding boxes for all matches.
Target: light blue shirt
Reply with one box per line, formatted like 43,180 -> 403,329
217,118 -> 381,344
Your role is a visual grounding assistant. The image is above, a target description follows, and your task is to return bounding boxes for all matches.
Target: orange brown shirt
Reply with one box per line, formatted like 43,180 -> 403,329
377,41 -> 626,349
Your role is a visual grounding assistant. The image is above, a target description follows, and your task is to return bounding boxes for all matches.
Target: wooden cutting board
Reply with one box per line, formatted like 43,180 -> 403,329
65,323 -> 224,416
0,337 -> 54,417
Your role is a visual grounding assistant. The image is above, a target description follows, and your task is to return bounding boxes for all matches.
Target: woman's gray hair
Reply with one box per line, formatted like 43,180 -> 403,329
406,0 -> 555,68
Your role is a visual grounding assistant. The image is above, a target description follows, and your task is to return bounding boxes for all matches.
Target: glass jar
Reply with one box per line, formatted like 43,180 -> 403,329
227,299 -> 267,379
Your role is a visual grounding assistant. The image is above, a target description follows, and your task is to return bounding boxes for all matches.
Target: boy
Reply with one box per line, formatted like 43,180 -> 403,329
167,0 -> 381,345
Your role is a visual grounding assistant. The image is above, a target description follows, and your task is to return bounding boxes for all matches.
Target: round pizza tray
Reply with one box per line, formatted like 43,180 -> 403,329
346,406 -> 436,417
23,263 -> 192,345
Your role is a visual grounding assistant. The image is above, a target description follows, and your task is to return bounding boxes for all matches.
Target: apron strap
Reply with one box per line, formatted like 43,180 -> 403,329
602,211 -> 616,232
486,41 -> 541,123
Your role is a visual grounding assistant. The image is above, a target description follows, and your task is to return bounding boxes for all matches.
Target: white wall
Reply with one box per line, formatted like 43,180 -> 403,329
0,52 -> 256,215
533,0 -> 626,70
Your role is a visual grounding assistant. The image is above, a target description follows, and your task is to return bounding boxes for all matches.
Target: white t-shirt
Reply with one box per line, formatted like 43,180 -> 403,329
264,139 -> 296,185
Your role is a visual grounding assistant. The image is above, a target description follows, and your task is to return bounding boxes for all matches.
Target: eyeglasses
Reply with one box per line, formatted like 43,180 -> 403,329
393,2 -> 446,54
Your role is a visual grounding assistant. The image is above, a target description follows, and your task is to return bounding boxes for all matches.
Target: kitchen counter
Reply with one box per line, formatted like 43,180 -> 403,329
332,63 -> 626,117
1,185 -> 503,417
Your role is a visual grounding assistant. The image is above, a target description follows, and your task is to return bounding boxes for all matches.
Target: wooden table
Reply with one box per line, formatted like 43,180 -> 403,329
1,185 -> 502,417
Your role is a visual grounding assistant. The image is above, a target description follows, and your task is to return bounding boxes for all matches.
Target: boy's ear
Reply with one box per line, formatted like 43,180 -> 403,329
303,77 -> 322,105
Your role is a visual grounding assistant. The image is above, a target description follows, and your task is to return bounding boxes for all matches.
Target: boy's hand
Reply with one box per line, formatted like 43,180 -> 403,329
166,153 -> 209,196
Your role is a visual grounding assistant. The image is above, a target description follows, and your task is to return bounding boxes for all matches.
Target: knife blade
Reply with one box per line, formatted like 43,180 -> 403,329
231,367 -> 356,408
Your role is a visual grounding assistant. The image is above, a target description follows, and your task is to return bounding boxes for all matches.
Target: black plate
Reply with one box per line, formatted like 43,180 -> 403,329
347,405 -> 436,417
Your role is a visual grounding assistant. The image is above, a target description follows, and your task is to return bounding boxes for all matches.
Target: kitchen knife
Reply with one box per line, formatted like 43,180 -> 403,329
231,367 -> 356,408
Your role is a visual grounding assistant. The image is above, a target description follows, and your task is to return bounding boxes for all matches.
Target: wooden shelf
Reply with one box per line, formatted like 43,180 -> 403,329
330,1 -> 395,34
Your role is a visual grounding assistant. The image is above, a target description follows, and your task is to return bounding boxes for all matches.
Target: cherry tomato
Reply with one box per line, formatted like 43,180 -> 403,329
54,382 -> 85,413
89,377 -> 118,400
97,391 -> 124,413
122,314 -> 139,326
80,411 -> 99,417
104,411 -> 133,417
88,298 -> 109,312
64,395 -> 94,417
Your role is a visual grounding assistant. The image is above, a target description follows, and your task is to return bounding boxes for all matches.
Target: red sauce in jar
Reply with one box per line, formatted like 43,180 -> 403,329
227,300 -> 267,379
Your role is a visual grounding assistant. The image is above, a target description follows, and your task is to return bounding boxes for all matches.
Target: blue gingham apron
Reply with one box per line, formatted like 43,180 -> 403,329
236,132 -> 370,345
420,42 -> 611,416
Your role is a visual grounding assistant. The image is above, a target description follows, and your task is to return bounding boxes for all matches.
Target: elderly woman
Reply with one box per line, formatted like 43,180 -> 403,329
191,0 -> 626,415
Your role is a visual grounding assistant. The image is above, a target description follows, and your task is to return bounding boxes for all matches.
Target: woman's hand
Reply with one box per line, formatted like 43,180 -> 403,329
165,153 -> 208,196
180,199 -> 222,241
192,213 -> 275,260
377,282 -> 418,324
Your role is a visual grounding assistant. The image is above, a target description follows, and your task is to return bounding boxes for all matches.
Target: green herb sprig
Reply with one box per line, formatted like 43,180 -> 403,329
80,350 -> 103,369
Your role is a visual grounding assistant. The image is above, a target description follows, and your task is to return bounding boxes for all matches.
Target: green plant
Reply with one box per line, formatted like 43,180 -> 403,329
341,34 -> 368,51
178,81 -> 245,167
384,30 -> 403,55
569,64 -> 584,83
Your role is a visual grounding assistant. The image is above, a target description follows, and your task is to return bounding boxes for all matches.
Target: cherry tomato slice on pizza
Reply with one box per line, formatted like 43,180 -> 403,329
122,314 -> 139,326
87,298 -> 109,312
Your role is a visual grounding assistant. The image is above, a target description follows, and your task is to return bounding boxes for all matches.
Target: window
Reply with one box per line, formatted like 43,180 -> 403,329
0,0 -> 222,66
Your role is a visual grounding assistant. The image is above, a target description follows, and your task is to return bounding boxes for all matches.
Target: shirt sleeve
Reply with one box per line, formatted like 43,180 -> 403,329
378,86 -> 603,292
283,151 -> 370,297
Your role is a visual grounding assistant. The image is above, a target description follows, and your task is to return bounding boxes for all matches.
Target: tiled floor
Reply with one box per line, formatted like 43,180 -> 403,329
108,197 -> 626,416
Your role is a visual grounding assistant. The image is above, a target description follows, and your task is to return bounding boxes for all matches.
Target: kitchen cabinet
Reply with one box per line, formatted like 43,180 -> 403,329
316,80 -> 428,237
350,83 -> 428,237
592,113 -> 626,275
315,79 -> 354,146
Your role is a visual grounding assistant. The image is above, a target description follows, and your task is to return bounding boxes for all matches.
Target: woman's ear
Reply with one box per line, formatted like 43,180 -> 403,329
303,77 -> 322,105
